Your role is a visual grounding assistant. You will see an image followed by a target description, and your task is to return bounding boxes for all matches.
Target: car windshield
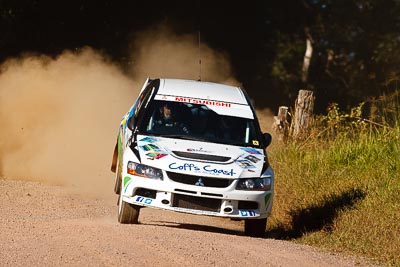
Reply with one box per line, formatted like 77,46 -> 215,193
138,100 -> 261,147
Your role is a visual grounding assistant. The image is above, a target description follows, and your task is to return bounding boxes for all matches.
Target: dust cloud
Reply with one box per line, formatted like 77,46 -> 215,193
0,48 -> 136,196
0,25 -> 241,197
128,24 -> 240,86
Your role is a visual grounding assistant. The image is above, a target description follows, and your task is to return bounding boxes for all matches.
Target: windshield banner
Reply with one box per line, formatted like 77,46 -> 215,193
154,94 -> 254,119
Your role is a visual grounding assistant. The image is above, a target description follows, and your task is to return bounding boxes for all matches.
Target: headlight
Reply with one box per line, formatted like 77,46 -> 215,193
236,177 -> 272,191
127,161 -> 163,180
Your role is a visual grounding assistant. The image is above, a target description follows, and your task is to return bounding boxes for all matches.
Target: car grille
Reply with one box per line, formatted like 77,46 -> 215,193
172,194 -> 221,212
167,172 -> 233,188
172,151 -> 231,162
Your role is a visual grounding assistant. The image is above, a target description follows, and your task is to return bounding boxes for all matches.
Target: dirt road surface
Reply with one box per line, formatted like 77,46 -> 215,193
0,179 -> 377,267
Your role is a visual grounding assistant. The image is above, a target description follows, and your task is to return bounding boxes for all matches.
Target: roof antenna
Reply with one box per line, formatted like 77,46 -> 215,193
198,30 -> 202,81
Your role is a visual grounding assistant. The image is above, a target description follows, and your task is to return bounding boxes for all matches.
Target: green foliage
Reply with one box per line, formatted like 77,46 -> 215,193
271,34 -> 305,91
265,0 -> 400,111
317,102 -> 368,139
268,94 -> 400,266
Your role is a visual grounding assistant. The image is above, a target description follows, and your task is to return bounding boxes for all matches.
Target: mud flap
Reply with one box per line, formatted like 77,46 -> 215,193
110,142 -> 118,173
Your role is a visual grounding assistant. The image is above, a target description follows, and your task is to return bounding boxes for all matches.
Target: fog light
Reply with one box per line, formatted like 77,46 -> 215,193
224,207 -> 233,213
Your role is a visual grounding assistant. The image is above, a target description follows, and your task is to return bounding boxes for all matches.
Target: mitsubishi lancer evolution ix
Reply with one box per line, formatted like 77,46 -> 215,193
111,78 -> 274,237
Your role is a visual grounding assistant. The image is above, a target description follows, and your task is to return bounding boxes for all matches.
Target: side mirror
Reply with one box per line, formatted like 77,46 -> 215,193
127,117 -> 135,131
263,133 -> 272,148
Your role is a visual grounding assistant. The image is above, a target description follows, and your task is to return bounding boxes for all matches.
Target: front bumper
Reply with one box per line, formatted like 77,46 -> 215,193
121,167 -> 274,219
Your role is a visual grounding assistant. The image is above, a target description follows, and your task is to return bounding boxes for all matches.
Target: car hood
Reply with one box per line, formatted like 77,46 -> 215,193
136,135 -> 265,178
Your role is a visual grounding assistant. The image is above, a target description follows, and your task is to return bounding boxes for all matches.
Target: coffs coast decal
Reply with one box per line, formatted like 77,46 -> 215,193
169,162 -> 236,177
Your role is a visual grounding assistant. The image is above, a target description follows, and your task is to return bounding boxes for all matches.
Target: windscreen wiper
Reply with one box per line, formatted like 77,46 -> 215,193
161,135 -> 207,141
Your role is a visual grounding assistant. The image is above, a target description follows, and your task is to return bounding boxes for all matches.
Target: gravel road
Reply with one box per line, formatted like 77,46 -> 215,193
0,179 -> 377,267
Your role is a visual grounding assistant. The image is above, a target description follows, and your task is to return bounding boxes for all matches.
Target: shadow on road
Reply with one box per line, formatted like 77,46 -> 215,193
137,188 -> 366,239
141,220 -> 244,236
267,187 -> 366,240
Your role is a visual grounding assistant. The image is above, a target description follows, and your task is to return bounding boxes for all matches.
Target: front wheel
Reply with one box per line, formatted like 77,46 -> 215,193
244,218 -> 267,238
118,194 -> 140,224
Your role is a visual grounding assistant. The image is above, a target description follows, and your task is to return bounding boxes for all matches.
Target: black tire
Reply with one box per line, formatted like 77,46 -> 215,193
114,157 -> 122,194
117,194 -> 140,224
244,218 -> 267,238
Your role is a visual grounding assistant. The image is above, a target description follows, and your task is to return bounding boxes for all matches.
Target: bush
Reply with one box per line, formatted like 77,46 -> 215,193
266,92 -> 400,266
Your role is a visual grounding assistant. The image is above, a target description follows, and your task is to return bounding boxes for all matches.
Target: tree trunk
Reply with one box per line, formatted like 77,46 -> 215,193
273,106 -> 289,142
302,28 -> 313,83
293,90 -> 314,139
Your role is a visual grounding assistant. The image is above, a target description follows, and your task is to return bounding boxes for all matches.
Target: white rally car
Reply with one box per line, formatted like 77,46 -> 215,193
111,78 -> 274,237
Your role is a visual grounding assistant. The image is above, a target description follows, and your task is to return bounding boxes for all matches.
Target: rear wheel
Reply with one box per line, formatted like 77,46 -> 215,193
118,194 -> 140,224
244,218 -> 267,238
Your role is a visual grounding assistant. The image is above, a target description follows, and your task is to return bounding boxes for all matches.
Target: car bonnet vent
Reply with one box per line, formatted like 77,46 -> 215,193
172,151 -> 231,162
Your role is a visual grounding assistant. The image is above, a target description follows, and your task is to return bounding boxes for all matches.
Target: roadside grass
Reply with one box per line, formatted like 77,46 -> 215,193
263,93 -> 400,266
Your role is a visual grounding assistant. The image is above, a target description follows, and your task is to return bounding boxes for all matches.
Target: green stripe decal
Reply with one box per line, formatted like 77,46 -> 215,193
117,134 -> 123,160
123,176 -> 131,187
264,193 -> 271,206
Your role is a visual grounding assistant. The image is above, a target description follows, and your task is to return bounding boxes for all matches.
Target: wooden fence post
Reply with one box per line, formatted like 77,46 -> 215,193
293,90 -> 314,139
273,106 -> 290,141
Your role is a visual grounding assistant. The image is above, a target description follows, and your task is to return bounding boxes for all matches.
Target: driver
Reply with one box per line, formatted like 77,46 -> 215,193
160,102 -> 175,127
154,102 -> 190,134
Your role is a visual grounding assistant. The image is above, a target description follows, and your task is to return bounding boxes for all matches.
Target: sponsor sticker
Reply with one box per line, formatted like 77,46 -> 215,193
174,97 -> 231,107
146,152 -> 167,160
245,155 -> 261,163
186,147 -> 212,153
139,137 -> 159,143
173,207 -> 217,215
235,160 -> 256,169
134,196 -> 153,205
264,193 -> 272,207
140,143 -> 160,151
169,162 -> 236,176
239,210 -> 257,217
240,147 -> 262,155
139,142 -> 169,160
123,176 -> 132,193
